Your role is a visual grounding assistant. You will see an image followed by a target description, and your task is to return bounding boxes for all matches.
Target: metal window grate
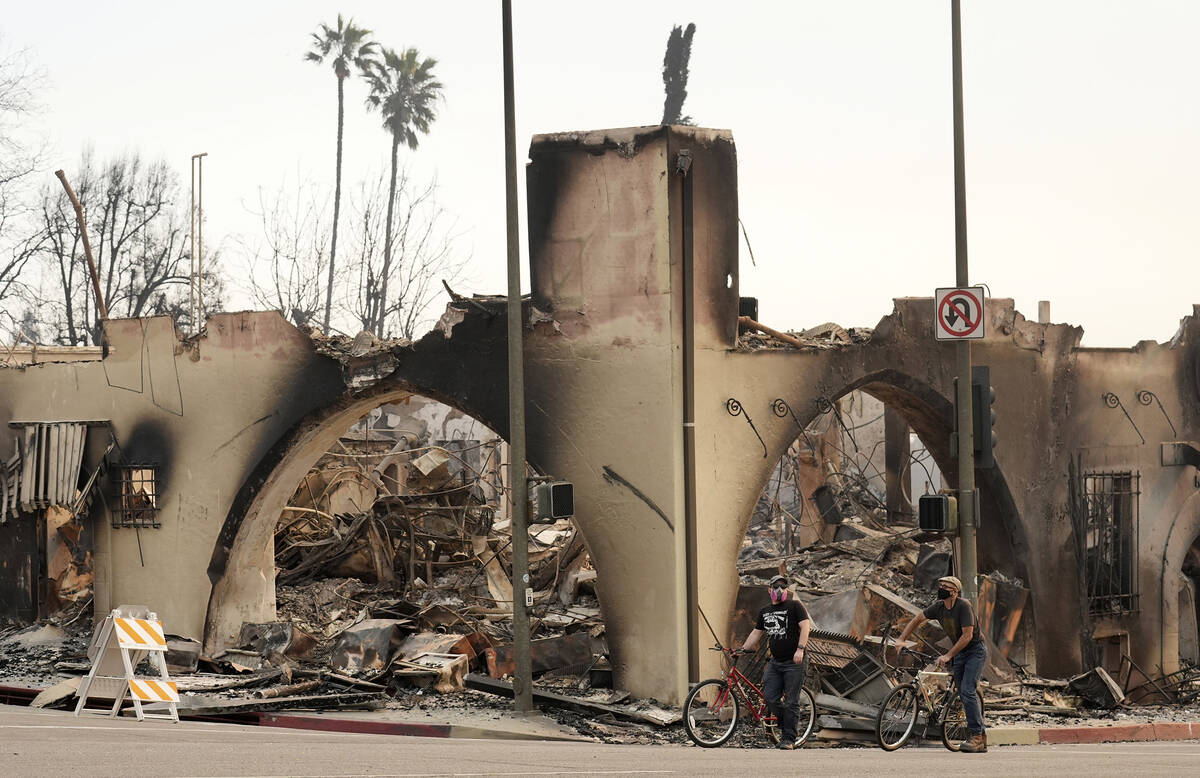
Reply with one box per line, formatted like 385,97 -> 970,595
1082,471 -> 1139,615
112,465 -> 160,528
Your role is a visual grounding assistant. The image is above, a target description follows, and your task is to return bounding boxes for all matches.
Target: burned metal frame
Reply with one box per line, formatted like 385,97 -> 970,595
110,464 -> 161,529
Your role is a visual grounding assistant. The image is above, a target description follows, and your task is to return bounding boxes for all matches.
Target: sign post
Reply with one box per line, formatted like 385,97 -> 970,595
948,0 -> 979,606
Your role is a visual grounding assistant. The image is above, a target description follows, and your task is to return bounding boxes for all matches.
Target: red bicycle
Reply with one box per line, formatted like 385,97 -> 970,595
683,644 -> 817,748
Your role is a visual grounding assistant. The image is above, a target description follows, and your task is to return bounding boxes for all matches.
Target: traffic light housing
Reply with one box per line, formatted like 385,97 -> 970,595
919,494 -> 958,533
971,365 -> 997,469
533,481 -> 574,523
950,366 -> 998,469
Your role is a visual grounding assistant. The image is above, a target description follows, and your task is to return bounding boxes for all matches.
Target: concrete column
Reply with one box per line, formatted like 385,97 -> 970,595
884,406 -> 912,523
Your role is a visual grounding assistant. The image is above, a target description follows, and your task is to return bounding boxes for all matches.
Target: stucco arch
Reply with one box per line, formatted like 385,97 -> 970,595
1155,488 -> 1200,675
203,377 -> 511,653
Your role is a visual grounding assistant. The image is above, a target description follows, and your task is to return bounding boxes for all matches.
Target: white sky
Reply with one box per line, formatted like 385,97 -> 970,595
6,0 -> 1199,346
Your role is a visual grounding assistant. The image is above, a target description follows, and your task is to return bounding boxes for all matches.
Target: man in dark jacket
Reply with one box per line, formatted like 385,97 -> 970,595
740,574 -> 810,749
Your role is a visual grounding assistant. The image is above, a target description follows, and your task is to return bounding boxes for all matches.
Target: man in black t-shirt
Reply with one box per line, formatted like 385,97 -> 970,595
739,574 -> 810,749
893,575 -> 988,753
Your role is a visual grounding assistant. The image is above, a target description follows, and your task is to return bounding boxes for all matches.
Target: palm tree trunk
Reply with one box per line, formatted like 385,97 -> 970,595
378,132 -> 399,337
324,74 -> 345,332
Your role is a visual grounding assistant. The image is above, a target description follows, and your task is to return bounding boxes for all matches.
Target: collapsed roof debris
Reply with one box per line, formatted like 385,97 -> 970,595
737,315 -> 873,351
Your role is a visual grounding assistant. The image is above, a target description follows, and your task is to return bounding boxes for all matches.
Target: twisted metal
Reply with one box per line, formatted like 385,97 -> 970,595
727,397 -> 767,457
1102,392 -> 1144,444
1137,390 -> 1178,437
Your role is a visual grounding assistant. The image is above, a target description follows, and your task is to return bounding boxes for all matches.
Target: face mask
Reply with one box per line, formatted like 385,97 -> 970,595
937,588 -> 954,600
769,585 -> 788,604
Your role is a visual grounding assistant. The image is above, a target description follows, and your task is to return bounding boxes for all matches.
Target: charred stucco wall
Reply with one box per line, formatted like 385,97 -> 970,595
0,313 -> 343,639
3,123 -> 1198,705
524,125 -> 1200,699
523,126 -> 722,701
0,306 -> 508,648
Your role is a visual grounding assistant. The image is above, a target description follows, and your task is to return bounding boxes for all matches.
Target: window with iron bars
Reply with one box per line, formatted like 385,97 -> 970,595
111,465 -> 160,528
1082,471 -> 1139,615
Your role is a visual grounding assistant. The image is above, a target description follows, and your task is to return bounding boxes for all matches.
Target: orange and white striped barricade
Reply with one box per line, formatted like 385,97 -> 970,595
74,607 -> 179,722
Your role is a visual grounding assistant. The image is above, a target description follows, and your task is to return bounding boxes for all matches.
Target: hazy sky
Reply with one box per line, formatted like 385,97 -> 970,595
6,1 -> 1199,346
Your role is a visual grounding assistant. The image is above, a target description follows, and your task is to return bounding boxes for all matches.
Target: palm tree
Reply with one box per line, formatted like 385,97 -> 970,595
364,47 -> 443,337
305,15 -> 376,333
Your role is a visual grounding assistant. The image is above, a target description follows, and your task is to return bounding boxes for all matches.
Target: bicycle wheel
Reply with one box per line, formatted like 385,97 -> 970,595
875,684 -> 919,751
940,687 -> 985,752
794,686 -> 817,747
684,679 -> 740,747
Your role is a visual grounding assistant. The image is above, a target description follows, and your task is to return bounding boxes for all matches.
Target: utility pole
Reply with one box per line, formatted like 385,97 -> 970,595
951,0 -> 979,605
501,0 -> 533,714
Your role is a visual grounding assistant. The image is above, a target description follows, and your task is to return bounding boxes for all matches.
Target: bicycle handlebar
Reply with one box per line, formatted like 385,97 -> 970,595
900,647 -> 939,664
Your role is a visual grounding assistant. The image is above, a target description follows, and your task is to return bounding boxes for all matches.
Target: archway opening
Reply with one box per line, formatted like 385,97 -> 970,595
732,375 -> 1033,686
1179,536 -> 1200,667
206,391 -> 600,686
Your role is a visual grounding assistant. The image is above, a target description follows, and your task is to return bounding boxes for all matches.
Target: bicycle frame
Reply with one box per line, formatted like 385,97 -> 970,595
714,651 -> 776,726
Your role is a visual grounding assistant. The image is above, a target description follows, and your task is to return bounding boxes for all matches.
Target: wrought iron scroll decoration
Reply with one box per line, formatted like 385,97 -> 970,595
1136,390 -> 1178,437
1102,392 -> 1144,444
726,397 -> 767,457
814,395 -> 856,448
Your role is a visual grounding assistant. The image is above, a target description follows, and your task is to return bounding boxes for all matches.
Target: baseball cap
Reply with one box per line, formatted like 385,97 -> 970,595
938,576 -> 963,592
769,574 -> 788,587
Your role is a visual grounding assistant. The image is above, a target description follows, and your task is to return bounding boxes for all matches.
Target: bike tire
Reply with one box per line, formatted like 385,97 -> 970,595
875,683 -> 919,751
684,678 -> 740,747
794,686 -> 817,747
940,687 -> 985,752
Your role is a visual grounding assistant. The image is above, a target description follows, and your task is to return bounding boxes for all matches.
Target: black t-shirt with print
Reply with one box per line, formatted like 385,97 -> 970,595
922,597 -> 981,647
755,598 -> 809,662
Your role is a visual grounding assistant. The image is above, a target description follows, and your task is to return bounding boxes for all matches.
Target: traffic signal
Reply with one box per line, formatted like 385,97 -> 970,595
533,481 -> 574,523
971,365 -> 997,469
950,367 -> 998,469
919,494 -> 958,533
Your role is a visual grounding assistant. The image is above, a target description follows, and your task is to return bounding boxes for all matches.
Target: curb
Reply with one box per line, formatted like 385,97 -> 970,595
257,712 -> 591,742
987,721 -> 1200,746
1036,721 -> 1200,745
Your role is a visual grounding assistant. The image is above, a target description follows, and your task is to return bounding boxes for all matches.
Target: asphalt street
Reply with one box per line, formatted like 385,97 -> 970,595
1,704 -> 1198,777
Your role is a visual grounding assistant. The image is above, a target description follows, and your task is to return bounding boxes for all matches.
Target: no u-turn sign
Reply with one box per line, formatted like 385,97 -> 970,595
934,287 -> 986,340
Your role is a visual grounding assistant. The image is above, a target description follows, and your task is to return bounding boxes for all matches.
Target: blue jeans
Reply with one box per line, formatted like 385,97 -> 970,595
951,641 -> 987,734
762,658 -> 808,743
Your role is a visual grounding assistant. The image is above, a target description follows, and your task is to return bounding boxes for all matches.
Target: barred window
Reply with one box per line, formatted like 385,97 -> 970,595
112,466 -> 160,528
1082,471 -> 1139,615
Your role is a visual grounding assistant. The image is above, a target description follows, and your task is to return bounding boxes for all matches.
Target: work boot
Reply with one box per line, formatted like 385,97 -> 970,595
959,732 -> 987,753
776,742 -> 795,750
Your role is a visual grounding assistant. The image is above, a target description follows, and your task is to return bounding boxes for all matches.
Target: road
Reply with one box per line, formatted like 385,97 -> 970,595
1,704 -> 1197,777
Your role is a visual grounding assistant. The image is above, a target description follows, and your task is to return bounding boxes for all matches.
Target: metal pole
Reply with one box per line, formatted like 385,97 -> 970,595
190,159 -> 196,332
951,0 -> 978,604
501,0 -> 533,714
190,153 -> 208,333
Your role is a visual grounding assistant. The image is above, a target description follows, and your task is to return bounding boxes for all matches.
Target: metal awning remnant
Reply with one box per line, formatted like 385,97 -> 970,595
3,421 -> 108,522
